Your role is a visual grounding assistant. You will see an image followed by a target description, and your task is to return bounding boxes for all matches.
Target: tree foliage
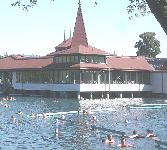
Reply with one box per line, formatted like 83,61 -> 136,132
11,0 -> 149,12
134,32 -> 161,58
127,0 -> 150,19
10,0 -> 167,34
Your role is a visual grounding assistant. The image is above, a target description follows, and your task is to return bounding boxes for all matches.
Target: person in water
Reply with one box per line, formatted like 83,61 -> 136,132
83,110 -> 89,115
146,129 -> 158,138
102,134 -> 115,144
29,113 -> 36,119
91,116 -> 97,124
146,129 -> 160,141
135,116 -> 139,120
117,136 -> 133,148
129,130 -> 145,139
16,111 -> 24,116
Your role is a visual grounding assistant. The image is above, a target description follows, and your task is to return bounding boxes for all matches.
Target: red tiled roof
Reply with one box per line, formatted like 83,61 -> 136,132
106,56 -> 153,71
0,55 -> 53,70
54,38 -> 72,51
48,1 -> 107,57
0,55 -> 153,71
71,1 -> 88,47
48,45 -> 110,56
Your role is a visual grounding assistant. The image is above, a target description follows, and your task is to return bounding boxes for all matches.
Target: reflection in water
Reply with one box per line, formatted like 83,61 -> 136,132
0,96 -> 166,149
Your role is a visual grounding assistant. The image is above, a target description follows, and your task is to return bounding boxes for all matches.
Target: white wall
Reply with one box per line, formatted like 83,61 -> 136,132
151,71 -> 167,94
80,84 -> 151,92
12,72 -> 152,92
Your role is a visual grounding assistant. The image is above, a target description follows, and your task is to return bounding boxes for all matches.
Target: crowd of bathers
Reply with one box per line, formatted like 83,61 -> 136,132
0,96 -> 16,108
101,129 -> 159,148
3,98 -> 161,149
82,109 -> 160,148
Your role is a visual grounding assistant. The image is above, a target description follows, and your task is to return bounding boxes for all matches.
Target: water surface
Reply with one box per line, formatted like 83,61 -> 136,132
0,97 -> 167,150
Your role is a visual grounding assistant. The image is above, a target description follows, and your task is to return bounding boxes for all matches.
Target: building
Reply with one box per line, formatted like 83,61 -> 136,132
0,1 -> 155,99
148,58 -> 167,97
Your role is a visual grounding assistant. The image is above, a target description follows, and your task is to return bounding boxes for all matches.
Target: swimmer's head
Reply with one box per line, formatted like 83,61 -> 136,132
147,129 -> 153,133
133,130 -> 137,135
107,134 -> 113,140
61,115 -> 65,119
92,116 -> 96,120
121,136 -> 126,144
102,139 -> 106,143
125,119 -> 128,123
136,116 -> 139,120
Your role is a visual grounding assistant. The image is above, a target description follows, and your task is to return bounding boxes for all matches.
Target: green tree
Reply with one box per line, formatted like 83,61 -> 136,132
127,0 -> 167,35
134,32 -> 160,58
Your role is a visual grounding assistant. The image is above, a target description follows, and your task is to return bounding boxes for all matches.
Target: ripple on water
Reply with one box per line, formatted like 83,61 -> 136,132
0,97 -> 167,150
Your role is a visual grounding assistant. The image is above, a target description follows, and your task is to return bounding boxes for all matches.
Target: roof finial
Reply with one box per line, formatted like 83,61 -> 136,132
69,29 -> 71,39
64,30 -> 66,41
78,0 -> 81,7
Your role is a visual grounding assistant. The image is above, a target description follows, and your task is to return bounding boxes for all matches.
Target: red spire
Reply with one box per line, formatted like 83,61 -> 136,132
71,0 -> 88,48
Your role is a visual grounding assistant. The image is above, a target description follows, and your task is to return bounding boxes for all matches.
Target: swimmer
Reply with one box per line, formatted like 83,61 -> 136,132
129,130 -> 145,139
117,136 -> 133,148
135,116 -> 139,120
125,119 -> 129,123
91,116 -> 97,124
43,113 -> 49,118
102,139 -> 107,143
83,110 -> 89,115
80,97 -> 85,100
10,115 -> 16,123
146,129 -> 156,138
17,111 -> 24,116
146,129 -> 160,141
10,97 -> 16,101
104,134 -> 115,144
54,127 -> 59,139
4,103 -> 8,107
83,121 -> 89,125
55,128 -> 59,134
29,113 -> 36,119
54,119 -> 60,126
2,97 -> 6,101
61,115 -> 65,119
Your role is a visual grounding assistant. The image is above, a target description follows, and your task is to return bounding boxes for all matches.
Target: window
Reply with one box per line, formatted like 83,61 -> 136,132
81,71 -> 93,84
74,56 -> 79,63
80,56 -> 85,62
58,56 -> 62,63
85,56 -> 92,63
127,72 -> 136,84
62,56 -> 66,63
66,56 -> 70,63
143,72 -> 150,84
112,71 -> 124,84
71,56 -> 75,63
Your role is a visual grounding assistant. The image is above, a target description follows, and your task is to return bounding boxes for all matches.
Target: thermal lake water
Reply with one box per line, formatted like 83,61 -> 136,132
0,96 -> 167,150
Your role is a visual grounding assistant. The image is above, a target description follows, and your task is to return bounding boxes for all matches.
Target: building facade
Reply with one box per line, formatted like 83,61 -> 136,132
0,1 -> 157,99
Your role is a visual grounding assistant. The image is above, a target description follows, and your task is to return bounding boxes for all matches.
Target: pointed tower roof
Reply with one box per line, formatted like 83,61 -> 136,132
71,0 -> 88,48
64,30 -> 66,42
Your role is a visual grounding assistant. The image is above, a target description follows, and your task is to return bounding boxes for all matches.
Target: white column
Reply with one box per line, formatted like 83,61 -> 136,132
131,92 -> 134,98
90,92 -> 93,99
107,93 -> 109,99
120,92 -> 122,98
77,92 -> 80,100
101,92 -> 104,99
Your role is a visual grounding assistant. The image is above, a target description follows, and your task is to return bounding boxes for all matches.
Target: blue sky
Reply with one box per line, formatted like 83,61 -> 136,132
0,0 -> 166,57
